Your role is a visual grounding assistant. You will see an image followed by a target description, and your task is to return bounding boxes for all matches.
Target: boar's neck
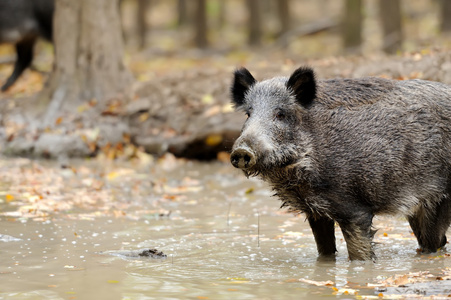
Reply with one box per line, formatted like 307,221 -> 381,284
260,157 -> 328,217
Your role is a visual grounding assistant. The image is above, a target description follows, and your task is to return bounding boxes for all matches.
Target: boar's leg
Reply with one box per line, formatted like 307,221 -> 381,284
407,198 -> 451,253
1,38 -> 36,92
336,212 -> 375,261
307,216 -> 337,257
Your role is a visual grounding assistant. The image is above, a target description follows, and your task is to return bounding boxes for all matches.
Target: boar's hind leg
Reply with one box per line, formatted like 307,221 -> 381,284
308,216 -> 337,258
408,197 -> 451,253
337,213 -> 375,261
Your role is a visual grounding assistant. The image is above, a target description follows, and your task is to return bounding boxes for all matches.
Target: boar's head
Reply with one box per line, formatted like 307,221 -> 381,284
230,67 -> 316,177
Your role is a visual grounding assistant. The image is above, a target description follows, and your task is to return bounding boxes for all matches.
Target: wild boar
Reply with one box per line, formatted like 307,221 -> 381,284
230,66 -> 451,260
0,0 -> 54,91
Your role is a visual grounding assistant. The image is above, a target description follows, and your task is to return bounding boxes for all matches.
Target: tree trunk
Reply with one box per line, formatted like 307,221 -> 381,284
342,0 -> 362,54
194,0 -> 208,48
379,0 -> 402,54
217,0 -> 226,29
38,0 -> 132,124
137,0 -> 151,49
440,0 -> 451,33
177,0 -> 188,27
246,0 -> 262,46
277,0 -> 291,36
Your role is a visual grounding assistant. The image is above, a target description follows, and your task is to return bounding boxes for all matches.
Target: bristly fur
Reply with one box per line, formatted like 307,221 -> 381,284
230,65 -> 451,261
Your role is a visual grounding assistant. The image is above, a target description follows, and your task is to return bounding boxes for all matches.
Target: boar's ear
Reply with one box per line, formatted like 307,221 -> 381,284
286,67 -> 317,108
231,68 -> 257,107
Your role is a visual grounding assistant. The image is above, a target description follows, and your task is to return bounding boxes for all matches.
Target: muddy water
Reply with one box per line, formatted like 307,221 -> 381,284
1,158 -> 451,299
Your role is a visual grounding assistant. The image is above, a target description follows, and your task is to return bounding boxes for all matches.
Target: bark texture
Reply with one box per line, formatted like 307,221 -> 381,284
342,0 -> 362,54
246,0 -> 262,46
38,0 -> 132,124
194,0 -> 208,48
379,0 -> 402,54
440,0 -> 451,33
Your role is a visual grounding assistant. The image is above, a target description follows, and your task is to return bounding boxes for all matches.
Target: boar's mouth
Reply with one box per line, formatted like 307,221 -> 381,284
231,145 -> 300,177
241,157 -> 298,178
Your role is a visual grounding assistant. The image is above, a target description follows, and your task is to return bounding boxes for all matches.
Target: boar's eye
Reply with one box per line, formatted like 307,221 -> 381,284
245,108 -> 252,118
275,110 -> 286,121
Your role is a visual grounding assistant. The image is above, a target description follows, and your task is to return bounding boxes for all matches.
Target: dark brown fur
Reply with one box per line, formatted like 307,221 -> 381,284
0,0 -> 54,91
230,66 -> 451,260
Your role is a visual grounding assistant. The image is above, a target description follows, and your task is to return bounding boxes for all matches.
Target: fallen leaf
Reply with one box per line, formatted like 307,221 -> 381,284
205,134 -> 222,147
89,98 -> 97,106
282,231 -> 304,237
245,187 -> 254,194
139,112 -> 150,122
217,151 -> 230,162
201,94 -> 214,104
123,133 -> 131,144
203,105 -> 221,117
299,278 -> 334,286
221,103 -> 234,113
107,280 -> 119,284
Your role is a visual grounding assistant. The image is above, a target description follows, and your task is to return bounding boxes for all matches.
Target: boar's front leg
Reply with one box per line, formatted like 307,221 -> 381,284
335,210 -> 375,261
407,197 -> 451,253
307,216 -> 337,258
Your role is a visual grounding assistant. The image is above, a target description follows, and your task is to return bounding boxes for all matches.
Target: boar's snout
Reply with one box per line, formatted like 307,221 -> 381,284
230,147 -> 256,169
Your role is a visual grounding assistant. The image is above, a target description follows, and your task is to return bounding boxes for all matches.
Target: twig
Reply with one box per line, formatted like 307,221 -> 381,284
257,211 -> 260,248
227,202 -> 232,228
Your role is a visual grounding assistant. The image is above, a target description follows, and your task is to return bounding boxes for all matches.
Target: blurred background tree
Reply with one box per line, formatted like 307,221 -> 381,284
246,0 -> 263,46
342,0 -> 363,54
118,0 -> 449,56
276,0 -> 292,36
440,0 -> 451,34
37,0 -> 132,124
2,0 -> 451,99
194,0 -> 209,48
2,0 -> 451,158
379,0 -> 403,54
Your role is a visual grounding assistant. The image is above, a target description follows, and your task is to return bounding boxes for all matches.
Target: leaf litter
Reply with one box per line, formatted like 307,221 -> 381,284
0,153 -> 196,222
293,268 -> 451,298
